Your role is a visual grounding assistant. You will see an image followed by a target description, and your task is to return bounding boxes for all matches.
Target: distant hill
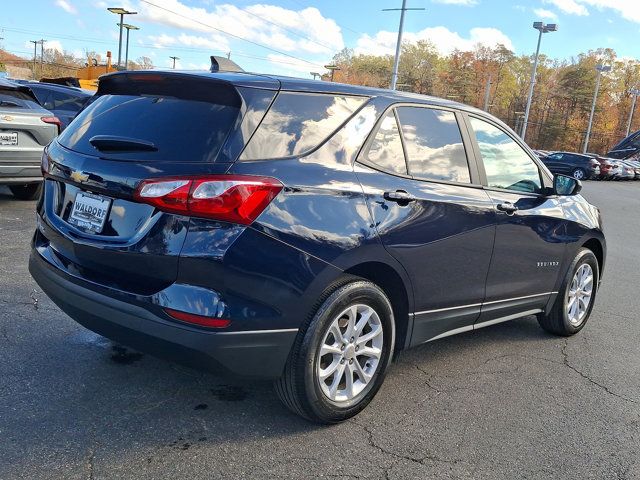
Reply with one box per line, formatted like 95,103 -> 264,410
0,49 -> 28,64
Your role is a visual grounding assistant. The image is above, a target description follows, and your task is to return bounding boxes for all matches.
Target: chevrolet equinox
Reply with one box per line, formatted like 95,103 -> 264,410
30,71 -> 606,423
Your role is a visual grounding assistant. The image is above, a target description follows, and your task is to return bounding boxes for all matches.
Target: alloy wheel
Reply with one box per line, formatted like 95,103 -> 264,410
566,263 -> 594,326
316,304 -> 384,402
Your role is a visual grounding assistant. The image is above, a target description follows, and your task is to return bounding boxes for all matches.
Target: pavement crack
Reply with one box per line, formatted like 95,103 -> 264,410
413,364 -> 442,394
85,446 -> 95,480
349,419 -> 458,471
562,339 -> 637,405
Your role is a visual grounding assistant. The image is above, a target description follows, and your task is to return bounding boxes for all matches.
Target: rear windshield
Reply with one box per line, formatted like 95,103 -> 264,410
57,93 -> 240,162
0,89 -> 40,109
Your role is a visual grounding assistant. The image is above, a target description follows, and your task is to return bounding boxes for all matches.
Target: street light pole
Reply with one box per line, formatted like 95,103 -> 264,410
383,1 -> 425,90
170,56 -> 179,69
324,64 -> 340,82
521,21 -> 558,141
626,88 -> 640,137
118,23 -> 140,69
583,64 -> 611,154
108,7 -> 137,69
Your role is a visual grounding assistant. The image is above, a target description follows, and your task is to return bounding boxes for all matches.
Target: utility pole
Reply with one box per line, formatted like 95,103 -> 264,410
521,22 -> 558,141
383,0 -> 425,90
227,51 -> 231,60
583,64 -> 611,154
170,56 -> 179,69
483,75 -> 492,111
38,39 -> 46,78
626,88 -> 640,137
29,40 -> 38,77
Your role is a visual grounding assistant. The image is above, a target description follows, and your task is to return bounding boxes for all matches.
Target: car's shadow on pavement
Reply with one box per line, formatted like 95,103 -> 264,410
35,315 -> 549,437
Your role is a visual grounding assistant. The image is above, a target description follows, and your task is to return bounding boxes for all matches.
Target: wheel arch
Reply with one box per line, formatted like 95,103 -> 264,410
582,237 -> 605,280
343,261 -> 412,356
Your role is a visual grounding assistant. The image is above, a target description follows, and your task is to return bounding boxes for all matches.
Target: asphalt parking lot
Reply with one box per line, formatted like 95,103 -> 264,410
0,182 -> 638,480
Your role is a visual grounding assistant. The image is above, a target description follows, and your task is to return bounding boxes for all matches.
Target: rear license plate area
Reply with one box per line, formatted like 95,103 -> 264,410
0,132 -> 18,146
68,191 -> 112,234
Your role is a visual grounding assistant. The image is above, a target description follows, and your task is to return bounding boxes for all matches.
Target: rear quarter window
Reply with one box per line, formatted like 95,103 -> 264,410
240,91 -> 367,160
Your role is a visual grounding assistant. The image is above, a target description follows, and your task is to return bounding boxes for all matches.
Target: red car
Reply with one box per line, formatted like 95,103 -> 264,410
585,154 -> 620,180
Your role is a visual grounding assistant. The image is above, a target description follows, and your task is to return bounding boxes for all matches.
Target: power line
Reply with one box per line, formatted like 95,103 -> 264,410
138,0 -> 323,68
237,6 -> 335,53
0,26 -> 324,70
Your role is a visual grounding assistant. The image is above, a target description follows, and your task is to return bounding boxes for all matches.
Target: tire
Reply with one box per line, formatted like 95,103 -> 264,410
9,183 -> 42,200
537,248 -> 599,336
571,168 -> 586,180
275,277 -> 395,423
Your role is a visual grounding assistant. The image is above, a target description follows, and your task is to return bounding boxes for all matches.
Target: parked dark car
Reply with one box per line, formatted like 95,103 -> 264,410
24,82 -> 92,131
607,129 -> 640,160
541,151 -> 600,180
29,71 -> 606,423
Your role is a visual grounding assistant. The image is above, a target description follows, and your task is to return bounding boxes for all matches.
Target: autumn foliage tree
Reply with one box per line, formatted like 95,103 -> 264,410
329,44 -> 640,154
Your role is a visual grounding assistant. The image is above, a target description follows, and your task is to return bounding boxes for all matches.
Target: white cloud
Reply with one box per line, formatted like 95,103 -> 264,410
545,0 -> 640,23
21,39 -> 62,52
266,53 -> 328,75
431,0 -> 477,4
147,32 -> 230,53
55,0 -> 77,14
355,26 -> 514,56
578,0 -> 640,23
135,0 -> 343,55
544,0 -> 589,16
533,8 -> 559,20
44,40 -> 64,52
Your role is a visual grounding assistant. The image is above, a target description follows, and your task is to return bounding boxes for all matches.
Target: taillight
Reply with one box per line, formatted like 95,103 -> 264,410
41,116 -> 62,133
134,175 -> 283,225
164,308 -> 231,328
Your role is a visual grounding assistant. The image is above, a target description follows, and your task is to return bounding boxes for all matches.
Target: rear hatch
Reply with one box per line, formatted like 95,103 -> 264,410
0,84 -> 57,172
39,71 -> 279,294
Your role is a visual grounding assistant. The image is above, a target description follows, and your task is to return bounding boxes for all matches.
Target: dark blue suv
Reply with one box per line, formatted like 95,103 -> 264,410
29,71 -> 606,423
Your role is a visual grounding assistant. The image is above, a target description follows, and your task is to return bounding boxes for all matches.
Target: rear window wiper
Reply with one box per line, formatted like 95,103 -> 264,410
89,135 -> 158,152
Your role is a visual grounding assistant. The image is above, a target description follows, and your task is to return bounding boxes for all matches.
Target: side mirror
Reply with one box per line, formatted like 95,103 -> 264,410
554,174 -> 582,196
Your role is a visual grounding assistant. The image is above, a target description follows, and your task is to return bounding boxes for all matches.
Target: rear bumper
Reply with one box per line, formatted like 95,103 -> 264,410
29,248 -> 298,379
0,150 -> 43,181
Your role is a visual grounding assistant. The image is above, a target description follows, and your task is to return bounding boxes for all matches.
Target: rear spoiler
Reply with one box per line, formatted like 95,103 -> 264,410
210,56 -> 244,73
0,79 -> 40,103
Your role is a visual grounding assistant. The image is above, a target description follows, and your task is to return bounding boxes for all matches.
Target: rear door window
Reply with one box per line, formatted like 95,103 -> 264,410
363,111 -> 408,175
240,91 -> 366,160
396,106 -> 470,183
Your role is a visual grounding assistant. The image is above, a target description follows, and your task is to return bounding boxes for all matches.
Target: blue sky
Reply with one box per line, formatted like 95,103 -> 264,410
2,0 -> 639,77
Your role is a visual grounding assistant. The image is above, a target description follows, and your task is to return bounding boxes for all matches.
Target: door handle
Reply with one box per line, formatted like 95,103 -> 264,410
496,202 -> 518,214
383,190 -> 416,203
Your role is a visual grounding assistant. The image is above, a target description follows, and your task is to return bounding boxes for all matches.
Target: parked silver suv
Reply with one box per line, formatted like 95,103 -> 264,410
0,79 -> 58,199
